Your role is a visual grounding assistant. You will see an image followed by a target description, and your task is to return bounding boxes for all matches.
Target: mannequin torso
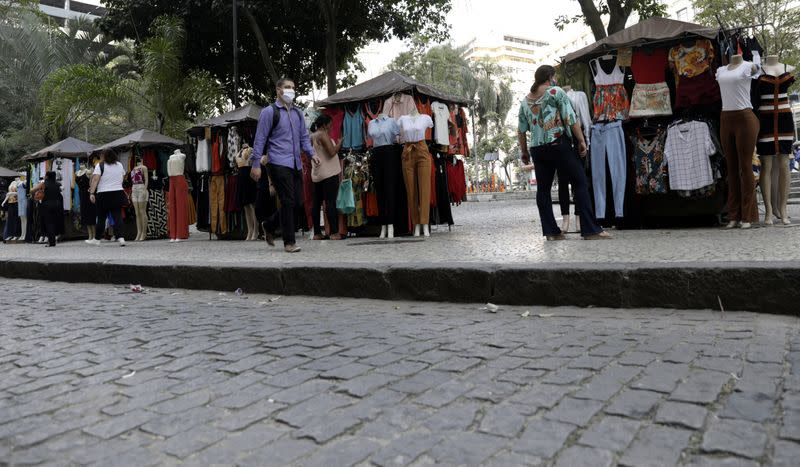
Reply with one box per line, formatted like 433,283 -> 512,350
762,55 -> 795,76
167,150 -> 186,176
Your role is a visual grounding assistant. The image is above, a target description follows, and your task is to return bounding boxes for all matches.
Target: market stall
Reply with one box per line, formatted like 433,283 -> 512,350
186,103 -> 266,241
93,129 -> 185,240
317,70 -> 471,237
560,17 -> 752,228
16,137 -> 97,242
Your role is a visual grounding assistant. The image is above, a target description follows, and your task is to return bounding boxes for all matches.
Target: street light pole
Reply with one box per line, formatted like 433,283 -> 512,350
232,0 -> 239,107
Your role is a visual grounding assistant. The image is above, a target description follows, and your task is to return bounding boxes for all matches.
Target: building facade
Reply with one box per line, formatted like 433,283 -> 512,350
38,0 -> 106,24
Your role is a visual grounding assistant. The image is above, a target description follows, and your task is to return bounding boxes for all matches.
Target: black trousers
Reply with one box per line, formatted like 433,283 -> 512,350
531,139 -> 601,237
267,164 -> 303,246
42,201 -> 61,246
312,175 -> 339,235
372,144 -> 403,225
556,170 -> 580,216
94,190 -> 124,240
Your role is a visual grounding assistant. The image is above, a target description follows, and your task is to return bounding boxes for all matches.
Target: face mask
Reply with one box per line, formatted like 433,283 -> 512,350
282,90 -> 295,103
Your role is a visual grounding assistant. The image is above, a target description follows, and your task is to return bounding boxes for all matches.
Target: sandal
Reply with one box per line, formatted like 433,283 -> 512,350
284,245 -> 301,253
583,231 -> 612,240
329,234 -> 343,240
546,234 -> 566,241
312,234 -> 326,240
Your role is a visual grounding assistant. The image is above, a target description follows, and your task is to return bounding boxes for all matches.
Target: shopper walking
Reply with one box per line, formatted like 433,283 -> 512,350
250,78 -> 320,253
309,114 -> 343,240
518,65 -> 611,240
30,171 -> 63,247
85,150 -> 127,247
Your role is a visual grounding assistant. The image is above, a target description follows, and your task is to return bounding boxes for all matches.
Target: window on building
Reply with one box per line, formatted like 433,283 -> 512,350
676,8 -> 688,21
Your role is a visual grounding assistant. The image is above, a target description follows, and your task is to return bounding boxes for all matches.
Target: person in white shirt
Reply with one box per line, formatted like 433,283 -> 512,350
85,150 -> 127,246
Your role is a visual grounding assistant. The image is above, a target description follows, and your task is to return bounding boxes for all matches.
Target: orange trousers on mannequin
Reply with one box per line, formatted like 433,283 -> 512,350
401,141 -> 432,225
168,175 -> 189,239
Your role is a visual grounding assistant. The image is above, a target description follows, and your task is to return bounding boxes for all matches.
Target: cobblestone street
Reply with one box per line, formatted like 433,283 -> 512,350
1,280 -> 799,466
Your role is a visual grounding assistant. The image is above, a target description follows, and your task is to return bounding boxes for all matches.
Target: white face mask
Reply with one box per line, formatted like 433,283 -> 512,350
282,89 -> 295,104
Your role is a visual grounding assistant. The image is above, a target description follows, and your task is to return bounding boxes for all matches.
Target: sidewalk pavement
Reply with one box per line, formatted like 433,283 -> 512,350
2,200 -> 800,313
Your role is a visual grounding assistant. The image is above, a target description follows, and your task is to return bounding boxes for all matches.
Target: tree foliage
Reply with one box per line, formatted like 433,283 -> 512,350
555,0 -> 667,40
694,0 -> 800,64
99,0 -> 452,100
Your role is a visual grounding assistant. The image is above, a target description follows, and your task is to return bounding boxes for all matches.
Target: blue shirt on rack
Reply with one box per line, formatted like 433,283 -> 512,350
367,116 -> 400,148
343,106 -> 365,150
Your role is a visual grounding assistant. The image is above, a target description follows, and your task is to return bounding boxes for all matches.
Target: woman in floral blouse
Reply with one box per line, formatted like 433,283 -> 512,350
518,65 -> 610,240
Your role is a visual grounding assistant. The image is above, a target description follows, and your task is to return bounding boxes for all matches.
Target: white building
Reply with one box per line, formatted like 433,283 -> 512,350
38,0 -> 106,24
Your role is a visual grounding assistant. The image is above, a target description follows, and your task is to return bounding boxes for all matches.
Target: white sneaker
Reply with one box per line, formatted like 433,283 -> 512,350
740,222 -> 752,229
118,237 -> 126,247
85,238 -> 101,245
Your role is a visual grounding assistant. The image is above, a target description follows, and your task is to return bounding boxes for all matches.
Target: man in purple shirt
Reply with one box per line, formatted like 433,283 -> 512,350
250,78 -> 320,253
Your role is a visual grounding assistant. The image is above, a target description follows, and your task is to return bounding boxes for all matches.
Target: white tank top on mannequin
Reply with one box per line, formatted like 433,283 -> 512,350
591,57 -> 625,85
716,62 -> 759,111
167,151 -> 186,176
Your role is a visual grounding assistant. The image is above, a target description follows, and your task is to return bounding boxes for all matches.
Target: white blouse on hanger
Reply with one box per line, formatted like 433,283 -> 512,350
397,114 -> 433,143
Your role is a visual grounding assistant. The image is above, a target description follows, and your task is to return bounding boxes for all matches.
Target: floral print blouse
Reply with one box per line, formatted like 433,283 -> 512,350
518,86 -> 578,147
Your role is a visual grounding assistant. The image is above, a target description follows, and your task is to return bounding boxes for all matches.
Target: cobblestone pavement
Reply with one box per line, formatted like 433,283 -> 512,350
1,280 -> 799,466
2,201 -> 800,266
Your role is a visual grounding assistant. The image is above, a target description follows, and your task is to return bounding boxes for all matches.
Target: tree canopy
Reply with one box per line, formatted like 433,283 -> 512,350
556,0 -> 667,40
99,0 -> 453,100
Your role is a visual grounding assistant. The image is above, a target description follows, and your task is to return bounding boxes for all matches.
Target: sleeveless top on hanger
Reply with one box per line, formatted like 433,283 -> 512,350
591,56 -> 629,121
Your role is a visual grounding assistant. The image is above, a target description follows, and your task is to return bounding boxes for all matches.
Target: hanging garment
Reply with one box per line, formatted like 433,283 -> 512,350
76,173 -> 95,226
566,90 -> 592,145
756,71 -> 796,156
209,175 -> 227,234
458,107 -> 470,158
368,116 -> 400,148
342,106 -> 365,150
629,83 -> 672,118
196,139 -> 211,172
590,56 -> 629,121
228,126 -> 241,169
346,170 -> 365,227
363,100 -> 382,148
224,173 -> 239,213
371,144 -> 404,226
669,39 -> 716,78
673,71 -> 721,109
431,101 -> 451,146
322,107 -> 345,141
664,120 -> 716,191
146,189 -> 168,238
632,129 -> 668,195
632,48 -> 669,84
383,93 -> 417,119
168,175 -> 189,239
446,159 -> 467,205
195,174 -> 210,229
432,153 -> 454,225
590,121 -> 627,219
401,141 -> 433,225
415,95 -> 434,140
237,166 -> 257,206
142,149 -> 158,170
57,158 -> 74,211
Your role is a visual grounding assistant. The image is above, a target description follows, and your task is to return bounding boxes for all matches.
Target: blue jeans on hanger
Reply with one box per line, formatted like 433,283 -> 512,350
590,121 -> 626,220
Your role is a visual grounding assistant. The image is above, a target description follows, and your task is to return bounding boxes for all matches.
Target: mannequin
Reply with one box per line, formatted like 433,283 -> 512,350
236,145 -> 258,241
367,110 -> 401,239
167,149 -> 189,242
757,55 -> 796,225
16,175 -> 28,241
2,180 -> 19,241
397,108 -> 434,237
131,158 -> 149,241
76,164 -> 97,240
716,54 -> 761,229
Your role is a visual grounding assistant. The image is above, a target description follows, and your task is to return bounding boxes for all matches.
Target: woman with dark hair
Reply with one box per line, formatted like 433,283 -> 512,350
30,171 -> 62,246
310,114 -> 343,240
85,150 -> 127,246
518,65 -> 610,240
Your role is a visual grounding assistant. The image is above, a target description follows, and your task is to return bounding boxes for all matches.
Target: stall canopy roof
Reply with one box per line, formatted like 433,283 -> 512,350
94,129 -> 183,153
22,137 -> 96,161
0,166 -> 19,177
318,70 -> 470,107
187,103 -> 264,134
563,17 -> 718,64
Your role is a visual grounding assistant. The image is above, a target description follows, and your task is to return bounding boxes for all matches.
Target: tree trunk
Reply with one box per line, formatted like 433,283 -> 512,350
576,0 -> 608,40
319,0 -> 339,96
243,6 -> 279,89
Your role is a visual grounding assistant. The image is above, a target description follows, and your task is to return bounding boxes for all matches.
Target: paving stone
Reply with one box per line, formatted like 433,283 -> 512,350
662,347 -> 697,363
670,370 -> 731,404
141,406 -> 224,437
423,401 -> 482,431
654,401 -> 708,430
238,439 -> 317,466
573,365 -> 642,401
218,354 -> 275,374
83,410 -> 155,439
270,379 -> 333,404
541,368 -> 593,385
390,370 -> 451,395
161,425 -> 228,459
466,380 -> 519,403
746,345 -> 784,364
618,351 -> 658,366
568,355 -> 612,371
263,368 -> 319,388
375,360 -> 428,377
554,446 -> 613,467
719,391 -> 774,422
479,403 -> 527,437
605,389 -> 663,419
694,357 -> 743,375
780,409 -> 800,441
319,362 -> 372,380
525,357 -> 572,371
497,368 -> 546,385
149,389 -> 211,414
296,411 -> 362,443
620,425 -> 692,467
338,372 -> 399,398
371,431 -> 442,467
514,419 -> 576,458
210,383 -> 277,409
484,451 -> 543,467
579,416 -> 640,452
684,456 -> 759,467
632,362 -> 690,393
434,356 -> 482,372
510,384 -> 573,411
429,432 -> 507,465
545,397 -> 604,426
275,392 -> 354,428
297,436 -> 380,467
701,419 -> 768,459
414,380 -> 473,408
773,440 -> 800,467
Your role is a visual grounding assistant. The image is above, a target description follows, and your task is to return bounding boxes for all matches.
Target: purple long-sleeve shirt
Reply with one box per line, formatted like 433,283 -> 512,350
250,101 -> 315,169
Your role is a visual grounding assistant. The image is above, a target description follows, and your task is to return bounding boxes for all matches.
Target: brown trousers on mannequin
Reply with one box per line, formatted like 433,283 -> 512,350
401,141 -> 432,225
210,175 -> 227,235
720,109 -> 760,223
168,176 -> 189,239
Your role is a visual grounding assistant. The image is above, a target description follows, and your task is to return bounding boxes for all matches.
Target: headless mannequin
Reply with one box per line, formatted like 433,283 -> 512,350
167,150 -> 188,242
131,159 -> 149,241
2,181 -> 18,241
376,110 -> 396,240
78,166 -> 96,240
401,107 -> 432,238
16,176 -> 27,241
236,145 -> 258,241
759,55 -> 795,225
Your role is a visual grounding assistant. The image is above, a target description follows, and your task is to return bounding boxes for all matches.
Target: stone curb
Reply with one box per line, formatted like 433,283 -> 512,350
1,259 -> 798,314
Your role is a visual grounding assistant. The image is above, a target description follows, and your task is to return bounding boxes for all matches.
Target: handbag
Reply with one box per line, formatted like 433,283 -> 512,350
336,179 -> 355,214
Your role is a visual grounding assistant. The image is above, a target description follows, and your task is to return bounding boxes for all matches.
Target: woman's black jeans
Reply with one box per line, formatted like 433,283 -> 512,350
94,191 -> 124,240
531,138 -> 602,237
312,175 -> 339,235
